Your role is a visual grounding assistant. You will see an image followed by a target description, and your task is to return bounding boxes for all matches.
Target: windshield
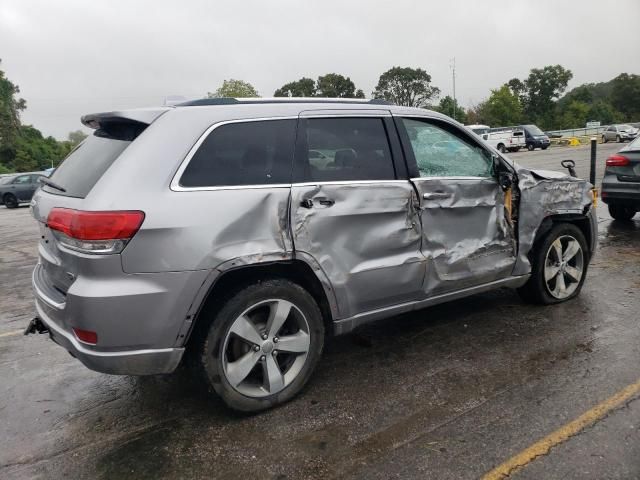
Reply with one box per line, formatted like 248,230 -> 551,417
619,125 -> 634,131
524,125 -> 545,136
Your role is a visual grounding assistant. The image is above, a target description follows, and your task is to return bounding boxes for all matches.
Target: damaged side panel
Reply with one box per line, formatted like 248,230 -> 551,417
513,167 -> 594,275
290,182 -> 425,318
122,188 -> 293,273
412,177 -> 517,295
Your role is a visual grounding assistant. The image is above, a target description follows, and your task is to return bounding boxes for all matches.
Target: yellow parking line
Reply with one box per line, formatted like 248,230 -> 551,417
0,329 -> 23,338
483,378 -> 640,479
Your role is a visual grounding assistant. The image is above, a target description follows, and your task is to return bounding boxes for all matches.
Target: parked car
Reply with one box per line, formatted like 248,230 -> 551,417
0,172 -> 45,208
601,136 -> 640,221
468,124 -> 525,153
521,124 -> 550,151
601,124 -> 639,143
26,99 -> 597,412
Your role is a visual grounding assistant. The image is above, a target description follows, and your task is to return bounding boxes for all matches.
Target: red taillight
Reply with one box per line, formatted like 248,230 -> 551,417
47,208 -> 145,240
72,328 -> 98,345
606,155 -> 630,167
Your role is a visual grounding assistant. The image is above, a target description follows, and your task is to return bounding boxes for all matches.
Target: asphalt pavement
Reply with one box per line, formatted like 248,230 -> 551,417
1,142 -> 638,479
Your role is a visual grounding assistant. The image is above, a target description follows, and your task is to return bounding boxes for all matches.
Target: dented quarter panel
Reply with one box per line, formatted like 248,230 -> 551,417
290,182 -> 425,318
512,166 -> 595,275
412,177 -> 517,295
122,188 -> 292,272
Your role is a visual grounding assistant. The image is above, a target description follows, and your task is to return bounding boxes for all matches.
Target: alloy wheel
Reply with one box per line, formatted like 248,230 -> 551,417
544,235 -> 584,299
221,299 -> 311,398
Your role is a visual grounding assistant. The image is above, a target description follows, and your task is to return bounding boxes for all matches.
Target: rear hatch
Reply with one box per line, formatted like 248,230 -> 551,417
31,109 -> 167,299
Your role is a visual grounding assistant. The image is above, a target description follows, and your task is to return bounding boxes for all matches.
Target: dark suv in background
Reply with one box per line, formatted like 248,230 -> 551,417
521,124 -> 550,151
0,172 -> 45,208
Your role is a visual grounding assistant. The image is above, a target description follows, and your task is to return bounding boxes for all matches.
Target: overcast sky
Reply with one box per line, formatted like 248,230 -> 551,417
1,0 -> 639,139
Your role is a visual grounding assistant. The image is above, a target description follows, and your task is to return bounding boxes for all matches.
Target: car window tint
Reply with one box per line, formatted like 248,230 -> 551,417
13,175 -> 31,184
401,118 -> 493,178
297,117 -> 395,182
47,135 -> 132,198
180,119 -> 296,187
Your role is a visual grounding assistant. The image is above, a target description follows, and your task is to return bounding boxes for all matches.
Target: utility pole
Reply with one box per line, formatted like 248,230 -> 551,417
450,57 -> 457,121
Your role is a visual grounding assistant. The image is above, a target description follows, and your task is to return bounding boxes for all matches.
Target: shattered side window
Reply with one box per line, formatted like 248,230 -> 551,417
402,118 -> 494,178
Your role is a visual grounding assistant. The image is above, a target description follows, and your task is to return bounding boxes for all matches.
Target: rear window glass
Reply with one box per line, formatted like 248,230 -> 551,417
179,119 -> 296,188
295,117 -> 396,182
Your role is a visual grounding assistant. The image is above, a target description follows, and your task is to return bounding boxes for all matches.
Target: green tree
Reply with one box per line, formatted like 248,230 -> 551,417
67,130 -> 88,147
274,77 -> 316,97
436,95 -> 467,123
373,66 -> 440,107
558,100 -> 590,129
481,85 -> 523,126
587,100 -> 620,125
610,73 -> 640,121
519,65 -> 573,128
315,73 -> 364,98
208,79 -> 259,98
0,60 -> 27,158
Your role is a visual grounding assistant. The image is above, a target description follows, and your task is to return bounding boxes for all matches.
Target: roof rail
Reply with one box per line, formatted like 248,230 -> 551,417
176,97 -> 394,107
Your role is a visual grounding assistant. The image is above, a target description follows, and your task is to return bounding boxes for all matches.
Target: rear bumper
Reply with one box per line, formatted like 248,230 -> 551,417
601,179 -> 640,207
31,261 -> 208,375
35,299 -> 184,375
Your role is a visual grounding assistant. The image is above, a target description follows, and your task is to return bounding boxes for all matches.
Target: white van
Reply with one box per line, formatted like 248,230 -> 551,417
467,124 -> 526,153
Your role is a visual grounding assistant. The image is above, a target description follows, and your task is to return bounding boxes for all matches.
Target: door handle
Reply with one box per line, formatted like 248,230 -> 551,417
316,197 -> 335,207
423,192 -> 452,200
300,199 -> 314,209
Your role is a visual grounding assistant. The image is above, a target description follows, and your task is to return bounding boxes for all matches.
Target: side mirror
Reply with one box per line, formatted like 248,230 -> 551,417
498,171 -> 514,191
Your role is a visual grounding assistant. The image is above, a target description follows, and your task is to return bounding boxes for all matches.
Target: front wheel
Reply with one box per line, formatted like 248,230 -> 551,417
616,135 -> 621,143
498,144 -> 506,153
541,146 -> 548,150
518,223 -> 588,305
3,194 -> 18,209
192,279 -> 325,412
602,135 -> 607,144
608,205 -> 636,221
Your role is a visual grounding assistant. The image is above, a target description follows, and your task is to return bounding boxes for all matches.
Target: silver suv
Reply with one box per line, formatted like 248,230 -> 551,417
28,98 -> 597,411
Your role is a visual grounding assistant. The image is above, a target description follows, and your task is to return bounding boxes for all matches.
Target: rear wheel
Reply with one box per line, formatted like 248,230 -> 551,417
602,135 -> 607,144
527,144 -> 535,151
616,135 -> 621,143
518,223 -> 588,305
3,194 -> 18,209
498,144 -> 506,153
192,279 -> 325,412
608,205 -> 636,221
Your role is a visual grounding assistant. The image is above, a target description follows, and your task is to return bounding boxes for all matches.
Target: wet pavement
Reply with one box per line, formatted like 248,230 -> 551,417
1,143 -> 639,479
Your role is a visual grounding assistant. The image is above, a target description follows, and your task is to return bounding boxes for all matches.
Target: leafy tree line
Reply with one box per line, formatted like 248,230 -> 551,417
466,66 -> 640,130
0,60 -> 86,174
2,60 -> 638,174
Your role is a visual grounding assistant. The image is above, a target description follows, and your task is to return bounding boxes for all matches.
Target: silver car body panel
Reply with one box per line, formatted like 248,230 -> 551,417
29,101 -> 597,374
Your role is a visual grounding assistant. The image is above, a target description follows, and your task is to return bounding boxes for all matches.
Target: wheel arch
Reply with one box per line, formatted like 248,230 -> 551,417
182,258 -> 338,350
530,212 -> 595,260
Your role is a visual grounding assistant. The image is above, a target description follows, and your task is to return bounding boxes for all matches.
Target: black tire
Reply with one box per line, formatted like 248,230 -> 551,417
498,144 -> 506,153
191,278 -> 325,412
602,135 -> 607,144
616,135 -> 621,143
3,194 -> 18,209
527,144 -> 535,151
608,205 -> 636,221
541,146 -> 548,150
518,223 -> 589,305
